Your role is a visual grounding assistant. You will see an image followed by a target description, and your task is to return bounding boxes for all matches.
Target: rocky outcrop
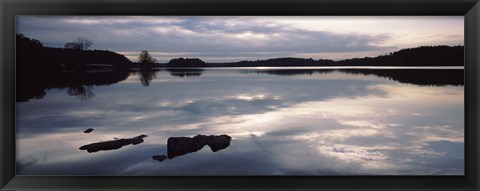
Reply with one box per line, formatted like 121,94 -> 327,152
79,134 -> 147,153
167,134 -> 231,159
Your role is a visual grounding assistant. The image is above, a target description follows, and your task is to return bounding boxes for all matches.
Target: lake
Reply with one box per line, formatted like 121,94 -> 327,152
16,67 -> 464,175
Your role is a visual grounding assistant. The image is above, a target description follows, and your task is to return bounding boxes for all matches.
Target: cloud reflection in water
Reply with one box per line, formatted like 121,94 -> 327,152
16,69 -> 463,175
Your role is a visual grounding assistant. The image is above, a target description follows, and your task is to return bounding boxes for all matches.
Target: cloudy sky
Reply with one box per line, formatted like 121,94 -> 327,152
16,16 -> 463,63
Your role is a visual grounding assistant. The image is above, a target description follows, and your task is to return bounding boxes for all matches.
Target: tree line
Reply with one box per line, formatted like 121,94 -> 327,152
336,45 -> 464,66
16,33 -> 464,70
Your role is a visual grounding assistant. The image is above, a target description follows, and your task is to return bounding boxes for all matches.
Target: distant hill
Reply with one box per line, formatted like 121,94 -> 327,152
210,57 -> 336,67
16,34 -> 132,72
42,47 -> 133,70
336,45 -> 464,66
206,46 -> 463,67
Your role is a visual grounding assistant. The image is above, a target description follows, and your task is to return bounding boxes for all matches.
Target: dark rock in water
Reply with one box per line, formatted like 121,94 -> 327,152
152,155 -> 168,162
83,128 -> 94,133
167,136 -> 205,159
79,134 -> 148,153
167,134 -> 231,159
207,134 -> 232,152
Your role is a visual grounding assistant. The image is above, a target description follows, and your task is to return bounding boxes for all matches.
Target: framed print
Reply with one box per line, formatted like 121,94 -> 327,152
1,0 -> 480,190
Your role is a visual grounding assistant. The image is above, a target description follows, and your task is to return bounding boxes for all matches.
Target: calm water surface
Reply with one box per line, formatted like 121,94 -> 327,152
16,67 -> 464,175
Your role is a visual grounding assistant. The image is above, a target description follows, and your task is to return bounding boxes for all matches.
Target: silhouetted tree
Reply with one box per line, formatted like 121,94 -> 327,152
64,37 -> 93,50
16,33 -> 43,48
16,34 -> 46,70
138,50 -> 157,64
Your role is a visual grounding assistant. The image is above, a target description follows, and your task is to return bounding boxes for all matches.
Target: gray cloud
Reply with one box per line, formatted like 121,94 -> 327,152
16,16 -> 396,62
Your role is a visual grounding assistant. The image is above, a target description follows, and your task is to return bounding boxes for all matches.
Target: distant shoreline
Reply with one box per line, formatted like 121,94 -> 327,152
17,34 -> 464,70
127,66 -> 465,70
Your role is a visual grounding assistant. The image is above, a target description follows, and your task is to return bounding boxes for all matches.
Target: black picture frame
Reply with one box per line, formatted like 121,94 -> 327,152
1,0 -> 479,190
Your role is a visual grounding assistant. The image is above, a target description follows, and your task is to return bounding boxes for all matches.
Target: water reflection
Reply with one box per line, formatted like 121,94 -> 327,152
16,68 -> 464,175
17,70 -> 130,102
167,68 -> 204,77
135,69 -> 158,87
67,85 -> 95,101
17,68 -> 207,102
248,69 -> 464,86
17,68 -> 463,102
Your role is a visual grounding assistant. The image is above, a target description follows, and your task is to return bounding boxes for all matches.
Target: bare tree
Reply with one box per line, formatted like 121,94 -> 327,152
76,37 -> 93,50
64,37 -> 93,50
64,42 -> 82,50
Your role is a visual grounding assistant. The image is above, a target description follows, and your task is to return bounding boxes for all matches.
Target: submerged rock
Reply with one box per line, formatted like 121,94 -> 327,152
167,134 -> 231,159
83,128 -> 94,133
79,134 -> 148,153
152,155 -> 168,162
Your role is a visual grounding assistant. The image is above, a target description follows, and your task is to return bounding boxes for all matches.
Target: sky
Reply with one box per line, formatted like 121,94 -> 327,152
16,16 -> 464,63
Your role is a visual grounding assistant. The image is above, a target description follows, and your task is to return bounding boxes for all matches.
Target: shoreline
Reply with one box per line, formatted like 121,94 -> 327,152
123,66 -> 465,70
